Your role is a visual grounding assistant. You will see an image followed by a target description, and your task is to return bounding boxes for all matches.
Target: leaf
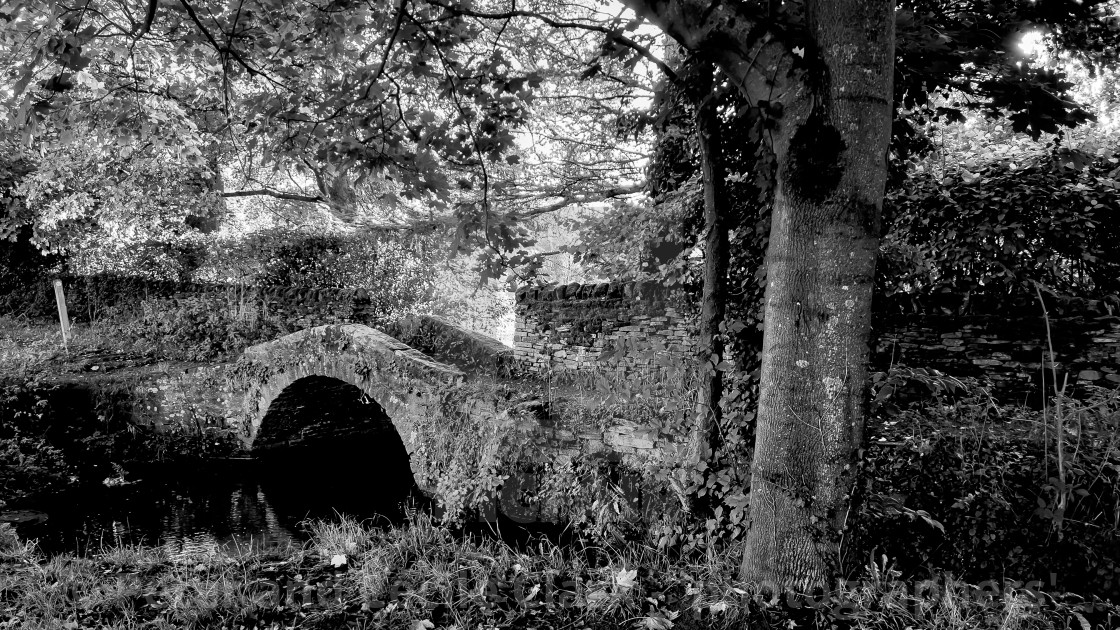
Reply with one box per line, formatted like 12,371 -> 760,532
615,568 -> 637,589
638,611 -> 677,629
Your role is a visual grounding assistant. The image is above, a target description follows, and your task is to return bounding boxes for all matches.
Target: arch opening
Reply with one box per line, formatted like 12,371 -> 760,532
253,376 -> 423,521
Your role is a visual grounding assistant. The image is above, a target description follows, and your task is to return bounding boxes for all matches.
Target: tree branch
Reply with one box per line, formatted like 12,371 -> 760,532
423,0 -> 681,83
135,0 -> 158,36
509,181 -> 645,219
178,0 -> 259,76
221,189 -> 325,203
619,0 -> 798,107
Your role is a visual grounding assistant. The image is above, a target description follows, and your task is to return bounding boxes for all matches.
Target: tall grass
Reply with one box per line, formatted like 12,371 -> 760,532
1,510 -> 1115,629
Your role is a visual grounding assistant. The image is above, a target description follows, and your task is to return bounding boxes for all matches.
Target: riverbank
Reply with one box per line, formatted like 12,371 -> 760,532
3,513 -> 1116,630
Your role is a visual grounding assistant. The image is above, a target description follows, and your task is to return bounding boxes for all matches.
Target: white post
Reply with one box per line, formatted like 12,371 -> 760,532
53,279 -> 71,349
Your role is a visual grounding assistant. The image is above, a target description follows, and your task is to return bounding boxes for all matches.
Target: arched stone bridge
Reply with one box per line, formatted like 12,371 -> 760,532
230,324 -> 468,494
133,319 -> 676,517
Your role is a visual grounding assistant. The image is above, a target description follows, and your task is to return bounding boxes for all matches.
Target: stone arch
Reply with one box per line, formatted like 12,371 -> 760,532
236,325 -> 463,493
252,374 -> 396,449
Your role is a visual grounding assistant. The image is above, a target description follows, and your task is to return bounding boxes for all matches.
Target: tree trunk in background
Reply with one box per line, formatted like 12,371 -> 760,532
622,0 -> 896,591
690,60 -> 728,463
739,0 -> 895,590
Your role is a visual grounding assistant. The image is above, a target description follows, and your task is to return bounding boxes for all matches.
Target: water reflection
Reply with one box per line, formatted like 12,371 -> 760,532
19,435 -> 425,558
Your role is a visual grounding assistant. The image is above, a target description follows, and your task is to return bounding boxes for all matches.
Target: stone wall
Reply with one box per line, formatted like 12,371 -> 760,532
515,281 -> 1120,404
129,363 -> 234,433
873,312 -> 1120,405
16,274 -> 381,328
514,281 -> 698,379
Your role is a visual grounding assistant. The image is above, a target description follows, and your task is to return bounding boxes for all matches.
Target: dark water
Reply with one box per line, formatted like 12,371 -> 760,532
11,437 -> 429,558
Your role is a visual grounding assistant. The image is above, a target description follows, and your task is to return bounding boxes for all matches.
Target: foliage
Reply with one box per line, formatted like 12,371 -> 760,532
0,418 -> 73,506
2,0 -> 1112,284
881,149 -> 1120,312
890,0 -> 1100,141
114,295 -> 289,362
0,145 -> 66,312
534,455 -> 652,542
430,284 -> 515,345
535,369 -> 698,542
1,0 -> 532,273
0,225 -> 64,314
855,367 -> 1120,600
1,511 -> 1117,629
204,227 -> 439,290
7,135 -> 222,280
413,378 -> 529,522
0,281 -> 299,362
54,237 -> 211,284
577,61 -> 774,552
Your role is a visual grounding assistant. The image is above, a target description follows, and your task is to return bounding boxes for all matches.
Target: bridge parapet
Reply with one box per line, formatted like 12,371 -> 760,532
392,314 -> 515,377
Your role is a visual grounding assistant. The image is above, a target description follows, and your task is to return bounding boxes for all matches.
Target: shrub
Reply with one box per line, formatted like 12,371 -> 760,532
201,227 -> 441,321
0,225 -> 65,315
855,368 -> 1120,600
0,429 -> 73,505
117,295 -> 289,361
880,151 -> 1120,312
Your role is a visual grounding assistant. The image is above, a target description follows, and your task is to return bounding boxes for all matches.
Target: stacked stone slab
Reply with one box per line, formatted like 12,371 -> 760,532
516,281 -> 1120,405
873,311 -> 1120,405
514,280 -> 698,377
17,274 -> 381,328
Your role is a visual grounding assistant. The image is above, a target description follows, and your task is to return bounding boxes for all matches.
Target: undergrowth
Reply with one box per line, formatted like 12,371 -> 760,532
858,367 -> 1120,601
2,512 -> 1115,630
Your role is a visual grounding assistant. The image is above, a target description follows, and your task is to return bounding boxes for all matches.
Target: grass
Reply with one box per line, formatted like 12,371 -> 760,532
2,315 -> 1117,628
1,514 -> 1115,630
0,315 -> 75,375
0,314 -> 160,379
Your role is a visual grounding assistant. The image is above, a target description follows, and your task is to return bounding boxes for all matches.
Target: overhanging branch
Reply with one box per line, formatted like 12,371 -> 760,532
423,0 -> 680,83
509,181 -> 646,219
221,189 -> 325,203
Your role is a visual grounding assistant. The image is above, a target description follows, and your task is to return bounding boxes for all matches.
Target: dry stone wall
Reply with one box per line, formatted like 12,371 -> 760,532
514,281 -> 698,378
873,312 -> 1120,405
16,274 -> 381,328
516,281 -> 1120,405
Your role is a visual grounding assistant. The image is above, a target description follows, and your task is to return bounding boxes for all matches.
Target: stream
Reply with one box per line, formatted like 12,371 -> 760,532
7,436 -> 430,558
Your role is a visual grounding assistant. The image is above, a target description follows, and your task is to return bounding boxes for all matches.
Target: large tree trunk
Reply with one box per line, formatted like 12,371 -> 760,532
622,0 -> 896,591
739,1 -> 895,591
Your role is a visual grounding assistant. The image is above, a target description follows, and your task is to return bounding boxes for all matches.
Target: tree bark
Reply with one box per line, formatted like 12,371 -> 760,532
740,0 -> 895,591
623,0 -> 895,590
689,59 -> 728,463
